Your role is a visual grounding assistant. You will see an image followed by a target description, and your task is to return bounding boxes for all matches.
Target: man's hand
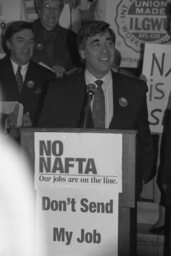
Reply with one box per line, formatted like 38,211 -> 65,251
52,65 -> 66,78
52,65 -> 80,78
7,104 -> 19,128
22,112 -> 32,127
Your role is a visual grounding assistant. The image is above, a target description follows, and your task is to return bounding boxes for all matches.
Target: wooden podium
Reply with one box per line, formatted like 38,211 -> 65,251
21,128 -> 136,256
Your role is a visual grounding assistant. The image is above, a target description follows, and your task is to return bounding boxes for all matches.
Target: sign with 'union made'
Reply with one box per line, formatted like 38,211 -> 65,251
105,0 -> 171,68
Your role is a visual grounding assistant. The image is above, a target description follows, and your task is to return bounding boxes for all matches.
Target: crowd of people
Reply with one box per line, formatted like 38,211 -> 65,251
0,0 -> 171,255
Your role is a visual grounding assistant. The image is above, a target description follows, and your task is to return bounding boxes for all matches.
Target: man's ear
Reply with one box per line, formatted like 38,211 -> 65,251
6,40 -> 11,50
37,8 -> 41,17
80,49 -> 85,60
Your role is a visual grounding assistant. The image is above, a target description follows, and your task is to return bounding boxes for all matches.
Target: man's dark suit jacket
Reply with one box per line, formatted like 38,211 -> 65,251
38,69 -> 154,195
0,56 -> 55,126
32,19 -> 81,70
159,110 -> 171,207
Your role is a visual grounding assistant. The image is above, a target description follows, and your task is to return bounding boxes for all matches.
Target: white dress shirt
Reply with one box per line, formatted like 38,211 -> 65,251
11,59 -> 29,82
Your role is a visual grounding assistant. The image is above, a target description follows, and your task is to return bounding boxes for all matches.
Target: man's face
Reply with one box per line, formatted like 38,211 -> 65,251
80,30 -> 115,78
78,0 -> 95,11
7,29 -> 35,65
38,0 -> 64,31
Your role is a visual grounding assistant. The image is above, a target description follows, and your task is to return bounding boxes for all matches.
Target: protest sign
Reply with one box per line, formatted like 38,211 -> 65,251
105,0 -> 170,68
142,43 -> 171,133
34,132 -> 122,191
35,188 -> 119,256
34,131 -> 122,256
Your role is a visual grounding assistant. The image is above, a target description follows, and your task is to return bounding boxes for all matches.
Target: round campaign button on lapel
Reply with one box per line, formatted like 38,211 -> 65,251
37,43 -> 43,50
27,81 -> 35,88
119,97 -> 128,107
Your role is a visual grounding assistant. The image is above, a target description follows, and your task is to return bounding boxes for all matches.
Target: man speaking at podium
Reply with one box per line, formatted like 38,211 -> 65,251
39,20 -> 154,196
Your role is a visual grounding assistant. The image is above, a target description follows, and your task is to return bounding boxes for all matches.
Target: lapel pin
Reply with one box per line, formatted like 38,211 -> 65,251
37,43 -> 43,50
119,97 -> 128,107
26,81 -> 35,88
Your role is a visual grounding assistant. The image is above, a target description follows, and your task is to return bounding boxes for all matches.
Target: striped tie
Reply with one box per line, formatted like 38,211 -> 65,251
16,66 -> 23,94
92,80 -> 105,128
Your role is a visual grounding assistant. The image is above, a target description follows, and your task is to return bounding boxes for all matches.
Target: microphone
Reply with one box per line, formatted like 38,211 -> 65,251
82,84 -> 96,128
87,83 -> 96,99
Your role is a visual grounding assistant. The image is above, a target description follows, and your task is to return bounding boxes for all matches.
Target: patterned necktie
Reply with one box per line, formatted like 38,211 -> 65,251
16,66 -> 23,94
92,80 -> 105,128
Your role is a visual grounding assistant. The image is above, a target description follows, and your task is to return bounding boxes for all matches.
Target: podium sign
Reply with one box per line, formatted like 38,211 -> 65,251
34,132 -> 122,256
34,132 -> 122,191
36,188 -> 119,256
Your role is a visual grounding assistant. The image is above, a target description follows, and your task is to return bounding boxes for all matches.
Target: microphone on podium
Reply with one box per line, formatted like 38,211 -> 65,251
87,83 -> 96,99
82,84 -> 96,128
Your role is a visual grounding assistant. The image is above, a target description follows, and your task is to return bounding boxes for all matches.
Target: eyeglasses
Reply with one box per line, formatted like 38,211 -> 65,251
42,4 -> 63,13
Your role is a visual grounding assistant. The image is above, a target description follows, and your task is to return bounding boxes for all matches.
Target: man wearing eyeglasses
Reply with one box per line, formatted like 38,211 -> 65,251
32,0 -> 82,78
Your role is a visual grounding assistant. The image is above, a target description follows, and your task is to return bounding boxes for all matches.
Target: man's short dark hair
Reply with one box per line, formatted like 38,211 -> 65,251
5,21 -> 35,41
77,20 -> 116,51
2,21 -> 35,54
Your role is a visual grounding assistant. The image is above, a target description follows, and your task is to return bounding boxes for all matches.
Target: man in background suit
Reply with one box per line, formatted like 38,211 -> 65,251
39,20 -> 154,196
0,21 -> 55,127
32,0 -> 82,78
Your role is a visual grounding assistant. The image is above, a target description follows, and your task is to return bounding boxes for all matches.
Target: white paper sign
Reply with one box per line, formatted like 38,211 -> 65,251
34,131 -> 122,256
34,132 -> 122,192
35,188 -> 119,256
142,43 -> 171,133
